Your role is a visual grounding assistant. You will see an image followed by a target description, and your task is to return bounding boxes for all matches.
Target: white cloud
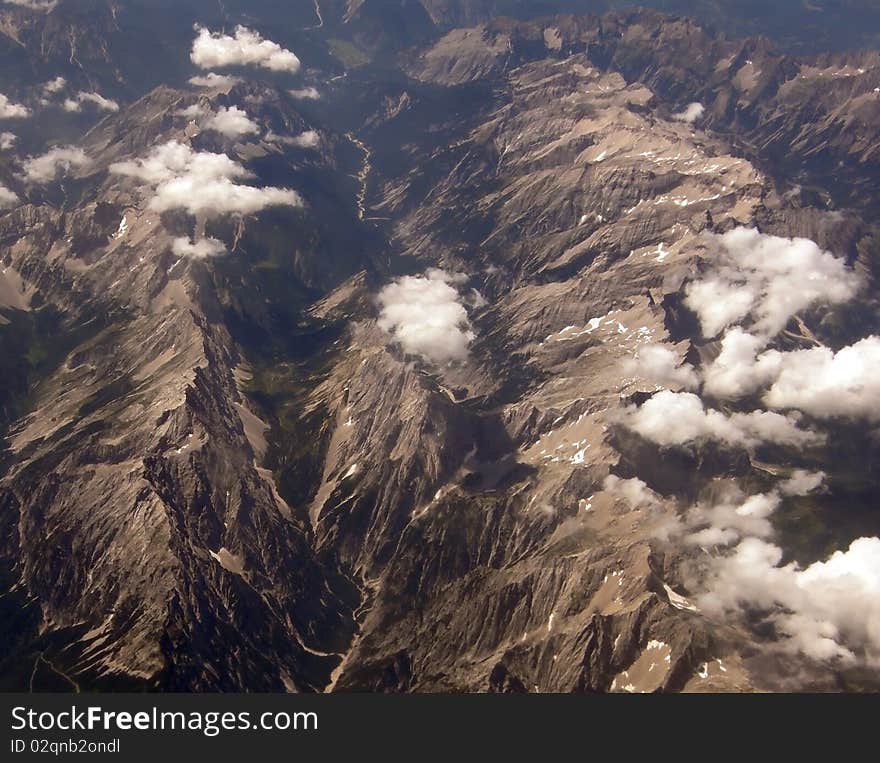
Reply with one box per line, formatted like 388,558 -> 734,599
617,233 -> 875,670
110,140 -> 199,184
685,228 -> 860,339
1,0 -> 57,10
110,140 -> 301,218
62,91 -> 119,113
80,92 -> 118,111
290,130 -> 319,148
684,277 -> 755,340
288,87 -> 320,101
698,536 -> 880,666
42,76 -> 66,94
622,344 -> 699,390
188,73 -> 240,89
762,337 -> 880,421
603,475 -> 659,509
684,488 -> 780,548
150,174 -> 299,217
704,330 -> 880,421
673,102 -> 705,123
0,93 -> 29,119
171,236 -> 226,258
0,131 -> 15,150
202,105 -> 259,138
779,469 -> 826,497
675,473 -> 824,549
266,129 -> 320,149
702,327 -> 780,399
177,103 -> 262,140
21,146 -> 90,183
176,103 -> 207,119
656,468 -> 880,665
622,390 -> 822,449
0,184 -> 19,209
377,268 -> 475,364
190,25 -> 300,74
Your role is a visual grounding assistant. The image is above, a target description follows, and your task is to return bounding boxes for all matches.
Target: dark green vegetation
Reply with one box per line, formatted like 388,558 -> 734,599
207,141 -> 387,522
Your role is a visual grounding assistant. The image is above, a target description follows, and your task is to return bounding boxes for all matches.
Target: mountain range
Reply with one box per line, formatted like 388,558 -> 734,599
1,0 -> 878,692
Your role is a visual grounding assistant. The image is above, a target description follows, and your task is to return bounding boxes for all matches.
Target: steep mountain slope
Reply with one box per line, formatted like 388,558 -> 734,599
0,79 -> 376,690
407,12 -> 880,217
306,47 -> 875,692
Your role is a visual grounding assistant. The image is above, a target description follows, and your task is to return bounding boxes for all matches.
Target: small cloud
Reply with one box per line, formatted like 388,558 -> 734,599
621,390 -> 822,449
21,146 -> 90,184
603,475 -> 659,509
763,336 -> 880,421
778,470 -> 825,497
702,327 -> 778,399
672,102 -> 705,123
62,91 -> 119,113
188,73 -> 240,89
288,130 -> 320,148
176,103 -> 207,119
171,236 -> 227,258
683,488 -> 780,548
202,105 -> 260,138
77,91 -> 119,112
42,76 -> 66,95
377,268 -> 476,365
0,131 -> 15,150
0,183 -> 20,209
622,344 -> 700,390
110,140 -> 301,218
288,87 -> 320,101
1,0 -> 57,10
0,93 -> 29,119
685,228 -> 860,339
704,330 -> 880,421
266,129 -> 319,148
190,25 -> 301,74
110,140 -> 197,184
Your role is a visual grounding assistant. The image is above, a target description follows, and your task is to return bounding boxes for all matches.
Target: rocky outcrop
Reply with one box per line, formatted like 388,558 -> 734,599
408,12 -> 880,217
0,79 -> 370,690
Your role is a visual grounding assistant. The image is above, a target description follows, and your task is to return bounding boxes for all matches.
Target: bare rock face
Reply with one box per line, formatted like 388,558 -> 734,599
408,12 -> 880,217
0,79 -> 367,691
299,52 -> 774,693
298,20 -> 877,691
1,7 -> 878,693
